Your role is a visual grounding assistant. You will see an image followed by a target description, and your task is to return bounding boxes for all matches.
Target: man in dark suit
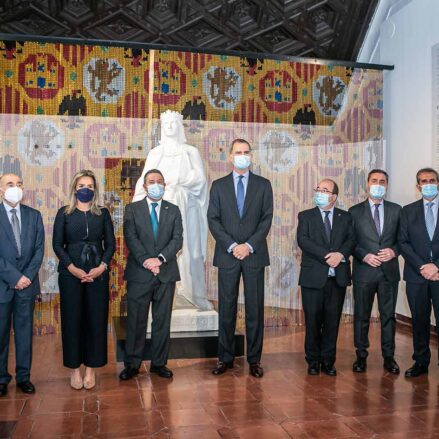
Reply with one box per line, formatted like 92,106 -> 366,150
208,138 -> 273,378
0,173 -> 44,396
349,169 -> 402,374
399,167 -> 439,378
297,179 -> 355,376
119,169 -> 183,380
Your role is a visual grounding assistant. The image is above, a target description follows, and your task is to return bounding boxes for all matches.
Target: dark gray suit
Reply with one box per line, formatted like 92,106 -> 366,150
0,203 -> 44,384
207,172 -> 273,364
123,198 -> 183,368
349,199 -> 401,360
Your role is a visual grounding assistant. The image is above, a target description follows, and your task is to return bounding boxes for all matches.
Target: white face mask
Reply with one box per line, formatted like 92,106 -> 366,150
4,186 -> 23,205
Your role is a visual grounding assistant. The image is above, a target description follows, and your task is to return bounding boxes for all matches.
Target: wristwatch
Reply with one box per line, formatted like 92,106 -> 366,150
100,262 -> 108,270
158,255 -> 165,263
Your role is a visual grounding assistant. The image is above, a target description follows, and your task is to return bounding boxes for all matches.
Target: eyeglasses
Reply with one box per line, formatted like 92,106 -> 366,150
314,188 -> 334,195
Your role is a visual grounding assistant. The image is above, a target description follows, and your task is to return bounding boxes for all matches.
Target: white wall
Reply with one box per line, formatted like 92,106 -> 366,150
358,0 -> 439,317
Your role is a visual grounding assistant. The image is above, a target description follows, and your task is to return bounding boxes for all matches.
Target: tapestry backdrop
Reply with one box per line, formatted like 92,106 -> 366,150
0,40 -> 384,334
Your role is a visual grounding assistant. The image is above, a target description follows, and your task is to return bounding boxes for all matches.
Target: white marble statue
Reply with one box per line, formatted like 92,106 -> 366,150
133,110 -> 213,311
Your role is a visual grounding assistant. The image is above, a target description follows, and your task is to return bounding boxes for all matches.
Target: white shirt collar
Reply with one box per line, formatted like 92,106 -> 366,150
3,202 -> 20,214
368,198 -> 383,208
318,205 -> 335,215
424,196 -> 438,206
233,170 -> 249,180
146,197 -> 162,209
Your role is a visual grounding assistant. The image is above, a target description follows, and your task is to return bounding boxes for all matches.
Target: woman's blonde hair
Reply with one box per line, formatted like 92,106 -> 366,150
65,170 -> 102,215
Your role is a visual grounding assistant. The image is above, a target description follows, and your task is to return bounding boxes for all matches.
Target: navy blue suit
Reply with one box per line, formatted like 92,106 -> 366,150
0,202 -> 44,384
399,198 -> 439,366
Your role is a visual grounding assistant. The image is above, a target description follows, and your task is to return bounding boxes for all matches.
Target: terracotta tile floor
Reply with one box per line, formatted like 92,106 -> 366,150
1,323 -> 439,438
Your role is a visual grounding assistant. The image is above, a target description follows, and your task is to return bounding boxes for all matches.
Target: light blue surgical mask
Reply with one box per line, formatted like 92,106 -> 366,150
233,155 -> 251,170
421,184 -> 438,199
369,184 -> 386,200
147,183 -> 165,200
314,192 -> 331,208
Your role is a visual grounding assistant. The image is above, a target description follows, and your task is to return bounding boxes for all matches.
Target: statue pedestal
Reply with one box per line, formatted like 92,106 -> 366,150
113,316 -> 244,361
112,296 -> 244,361
147,295 -> 219,332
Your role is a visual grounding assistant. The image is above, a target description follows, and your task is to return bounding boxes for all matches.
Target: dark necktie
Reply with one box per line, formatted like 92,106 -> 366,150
374,204 -> 381,237
10,208 -> 21,256
237,175 -> 245,218
150,202 -> 159,240
324,211 -> 331,242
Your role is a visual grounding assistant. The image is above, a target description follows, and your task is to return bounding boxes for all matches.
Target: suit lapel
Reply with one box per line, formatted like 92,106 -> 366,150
418,199 -> 433,242
242,172 -> 256,217
157,201 -> 169,241
20,205 -> 29,252
140,198 -> 154,238
430,199 -> 439,241
331,208 -> 343,244
225,173 -> 241,219
313,207 -> 329,245
382,200 -> 391,237
0,203 -> 20,253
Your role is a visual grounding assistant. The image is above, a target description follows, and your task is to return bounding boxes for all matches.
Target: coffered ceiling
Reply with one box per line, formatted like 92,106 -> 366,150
0,0 -> 379,61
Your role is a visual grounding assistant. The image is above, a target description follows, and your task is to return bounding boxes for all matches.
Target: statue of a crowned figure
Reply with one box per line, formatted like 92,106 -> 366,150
133,110 -> 214,311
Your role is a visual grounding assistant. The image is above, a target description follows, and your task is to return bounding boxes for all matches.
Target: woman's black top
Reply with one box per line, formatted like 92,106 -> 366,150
52,206 -> 116,273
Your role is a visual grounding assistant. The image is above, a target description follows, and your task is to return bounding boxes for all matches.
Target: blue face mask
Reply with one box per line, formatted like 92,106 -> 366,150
233,155 -> 251,170
314,192 -> 331,208
369,184 -> 386,200
76,188 -> 94,203
421,184 -> 438,199
147,183 -> 165,200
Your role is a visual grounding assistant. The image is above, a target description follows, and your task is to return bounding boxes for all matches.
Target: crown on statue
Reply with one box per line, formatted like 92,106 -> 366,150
160,110 -> 183,122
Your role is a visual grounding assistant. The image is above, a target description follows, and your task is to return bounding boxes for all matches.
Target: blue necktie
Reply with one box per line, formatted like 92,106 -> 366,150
150,202 -> 159,240
426,202 -> 435,240
237,175 -> 245,218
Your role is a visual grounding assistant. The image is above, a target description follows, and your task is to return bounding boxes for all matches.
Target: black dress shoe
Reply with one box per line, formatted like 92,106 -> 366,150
17,381 -> 35,394
150,365 -> 173,378
119,366 -> 139,381
307,362 -> 320,375
321,363 -> 337,376
383,358 -> 400,374
353,358 -> 367,373
249,363 -> 264,378
405,363 -> 428,378
0,384 -> 7,397
212,361 -> 234,375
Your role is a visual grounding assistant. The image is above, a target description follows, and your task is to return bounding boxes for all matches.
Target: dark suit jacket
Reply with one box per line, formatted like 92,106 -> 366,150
297,206 -> 355,289
0,203 -> 45,303
349,199 -> 401,283
207,172 -> 273,269
123,198 -> 183,284
398,198 -> 439,284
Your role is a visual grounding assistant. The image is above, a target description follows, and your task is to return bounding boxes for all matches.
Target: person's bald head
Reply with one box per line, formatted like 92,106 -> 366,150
0,174 -> 23,207
314,178 -> 338,210
0,174 -> 23,191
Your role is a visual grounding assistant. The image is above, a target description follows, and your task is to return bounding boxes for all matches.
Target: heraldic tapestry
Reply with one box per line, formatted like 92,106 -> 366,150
0,40 -> 384,333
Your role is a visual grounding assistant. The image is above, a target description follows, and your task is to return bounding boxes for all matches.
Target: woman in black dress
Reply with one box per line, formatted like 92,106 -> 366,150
53,170 -> 115,390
